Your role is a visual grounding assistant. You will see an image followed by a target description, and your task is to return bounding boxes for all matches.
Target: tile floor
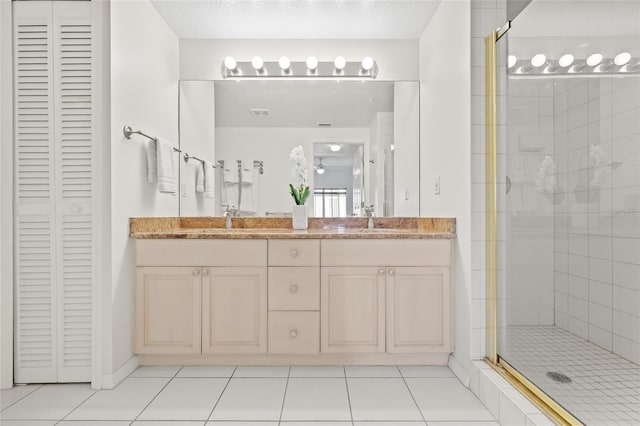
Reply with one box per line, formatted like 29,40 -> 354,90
502,326 -> 640,425
1,365 -> 498,426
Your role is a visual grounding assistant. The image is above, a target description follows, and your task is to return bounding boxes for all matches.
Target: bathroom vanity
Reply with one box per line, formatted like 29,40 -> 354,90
130,217 -> 455,365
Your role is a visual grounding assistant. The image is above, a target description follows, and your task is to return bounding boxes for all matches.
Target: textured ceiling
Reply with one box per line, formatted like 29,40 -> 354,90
213,80 -> 395,127
149,0 -> 441,39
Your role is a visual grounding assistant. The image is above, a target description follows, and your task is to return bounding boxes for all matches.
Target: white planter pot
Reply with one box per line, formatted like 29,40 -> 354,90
292,204 -> 308,230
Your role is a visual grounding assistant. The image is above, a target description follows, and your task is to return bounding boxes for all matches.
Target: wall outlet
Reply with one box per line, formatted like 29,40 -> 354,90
435,176 -> 441,194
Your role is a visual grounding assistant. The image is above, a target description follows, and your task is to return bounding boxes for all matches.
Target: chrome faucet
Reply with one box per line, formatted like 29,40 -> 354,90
364,205 -> 375,229
223,205 -> 238,229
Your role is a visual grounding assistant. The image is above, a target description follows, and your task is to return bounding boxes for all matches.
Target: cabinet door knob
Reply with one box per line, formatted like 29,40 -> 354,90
378,268 -> 385,275
289,248 -> 299,258
290,329 -> 298,338
388,269 -> 395,275
193,269 -> 200,276
290,284 -> 298,294
202,269 -> 209,276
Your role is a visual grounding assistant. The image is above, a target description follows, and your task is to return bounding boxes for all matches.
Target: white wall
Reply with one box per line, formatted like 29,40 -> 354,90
394,82 -> 420,216
180,39 -> 419,81
107,0 -> 179,383
0,0 -> 14,389
419,0 -> 472,381
216,127 -> 369,216
179,81 -> 216,217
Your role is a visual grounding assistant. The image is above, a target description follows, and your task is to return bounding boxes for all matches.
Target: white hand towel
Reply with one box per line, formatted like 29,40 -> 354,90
239,170 -> 259,214
156,138 -> 177,194
221,183 -> 238,207
203,160 -> 215,199
223,161 -> 239,183
241,159 -> 253,184
195,162 -> 205,193
146,140 -> 157,183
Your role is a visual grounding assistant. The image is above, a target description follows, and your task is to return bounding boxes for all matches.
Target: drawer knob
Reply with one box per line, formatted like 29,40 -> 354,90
388,269 -> 395,276
290,329 -> 298,338
290,284 -> 298,294
193,269 -> 200,276
378,268 -> 385,275
290,248 -> 299,258
202,269 -> 209,276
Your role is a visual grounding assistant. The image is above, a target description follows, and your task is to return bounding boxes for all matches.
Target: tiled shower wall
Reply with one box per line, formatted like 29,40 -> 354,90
554,76 -> 640,365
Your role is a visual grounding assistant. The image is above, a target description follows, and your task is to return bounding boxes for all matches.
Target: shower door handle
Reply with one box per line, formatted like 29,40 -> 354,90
506,176 -> 512,194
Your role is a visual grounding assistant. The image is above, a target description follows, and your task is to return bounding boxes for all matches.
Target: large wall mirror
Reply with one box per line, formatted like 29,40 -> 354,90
178,80 -> 419,217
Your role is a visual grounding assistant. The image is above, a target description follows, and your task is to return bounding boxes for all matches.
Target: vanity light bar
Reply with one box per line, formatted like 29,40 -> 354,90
221,57 -> 378,79
509,54 -> 639,76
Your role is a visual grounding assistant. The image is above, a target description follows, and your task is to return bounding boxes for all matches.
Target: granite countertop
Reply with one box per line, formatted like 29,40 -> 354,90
129,217 -> 456,240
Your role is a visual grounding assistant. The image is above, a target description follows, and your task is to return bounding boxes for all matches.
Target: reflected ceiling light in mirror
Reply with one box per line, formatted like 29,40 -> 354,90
224,56 -> 237,71
251,56 -> 264,71
334,56 -> 346,72
530,53 -> 546,67
329,144 -> 341,152
279,56 -> 291,72
361,56 -> 374,72
390,144 -> 395,152
306,56 -> 318,72
508,55 -> 517,68
614,52 -> 631,66
586,53 -> 603,67
315,158 -> 325,174
558,54 -> 574,67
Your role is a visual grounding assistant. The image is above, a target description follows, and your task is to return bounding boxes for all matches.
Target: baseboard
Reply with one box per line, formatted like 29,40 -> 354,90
101,356 -> 138,389
448,353 -> 469,386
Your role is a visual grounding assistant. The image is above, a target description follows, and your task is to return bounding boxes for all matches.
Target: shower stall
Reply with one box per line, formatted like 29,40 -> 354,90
487,1 -> 640,424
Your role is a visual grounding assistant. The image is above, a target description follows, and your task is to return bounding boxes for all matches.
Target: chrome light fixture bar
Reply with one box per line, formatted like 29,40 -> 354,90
509,53 -> 639,76
221,57 -> 378,79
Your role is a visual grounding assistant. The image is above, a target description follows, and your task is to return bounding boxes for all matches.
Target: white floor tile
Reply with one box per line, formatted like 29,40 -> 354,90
206,423 -> 278,426
232,366 -> 290,378
209,378 -> 287,421
132,422 -> 205,426
399,366 -> 455,378
0,384 -> 94,420
345,366 -> 401,377
0,385 -> 42,411
406,378 -> 495,422
281,378 -> 351,421
64,378 -> 169,421
427,423 -> 499,426
176,366 -> 236,378
138,378 -> 228,421
289,366 -> 345,378
347,378 -> 422,421
58,422 -> 130,426
284,423 -> 353,426
129,366 -> 181,378
0,421 -> 57,426
354,423 -> 425,426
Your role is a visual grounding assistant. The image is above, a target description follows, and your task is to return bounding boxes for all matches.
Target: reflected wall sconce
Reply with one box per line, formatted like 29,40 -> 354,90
508,52 -> 639,76
221,56 -> 378,79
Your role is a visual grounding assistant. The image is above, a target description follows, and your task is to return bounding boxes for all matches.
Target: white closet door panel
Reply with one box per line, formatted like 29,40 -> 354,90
13,1 -> 57,384
53,1 -> 93,382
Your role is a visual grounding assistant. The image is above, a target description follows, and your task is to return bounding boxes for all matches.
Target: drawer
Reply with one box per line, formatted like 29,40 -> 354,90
136,239 -> 267,267
268,311 -> 319,354
268,240 -> 320,266
321,239 -> 452,267
268,267 -> 320,311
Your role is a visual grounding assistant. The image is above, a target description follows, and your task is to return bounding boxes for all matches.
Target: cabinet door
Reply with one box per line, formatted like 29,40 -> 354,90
135,267 -> 202,354
202,267 -> 267,353
386,267 -> 451,353
321,267 -> 385,353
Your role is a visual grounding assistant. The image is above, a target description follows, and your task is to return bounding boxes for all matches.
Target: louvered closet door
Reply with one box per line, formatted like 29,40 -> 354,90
13,1 -> 94,384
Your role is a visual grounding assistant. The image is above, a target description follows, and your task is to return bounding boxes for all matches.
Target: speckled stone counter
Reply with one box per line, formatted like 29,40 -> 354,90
129,217 -> 456,239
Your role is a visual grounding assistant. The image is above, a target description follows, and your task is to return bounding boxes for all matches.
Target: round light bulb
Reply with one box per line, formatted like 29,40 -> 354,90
558,54 -> 574,67
586,53 -> 603,67
530,53 -> 547,67
614,52 -> 631,66
251,56 -> 264,70
224,56 -> 237,71
329,144 -> 341,152
278,56 -> 290,70
361,56 -> 374,71
316,166 -> 325,175
334,56 -> 346,71
508,55 -> 517,68
306,56 -> 318,71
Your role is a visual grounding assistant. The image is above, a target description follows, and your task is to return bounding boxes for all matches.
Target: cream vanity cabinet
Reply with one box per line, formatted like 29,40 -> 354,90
321,239 -> 452,354
135,240 -> 268,355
